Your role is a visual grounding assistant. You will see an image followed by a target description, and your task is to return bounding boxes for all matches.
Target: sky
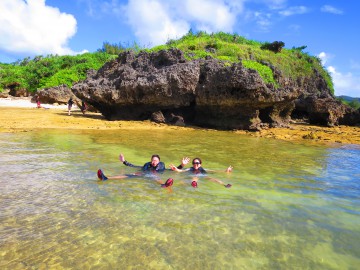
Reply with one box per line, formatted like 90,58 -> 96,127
0,0 -> 359,97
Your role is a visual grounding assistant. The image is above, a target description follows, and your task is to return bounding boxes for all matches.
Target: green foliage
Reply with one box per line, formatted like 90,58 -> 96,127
98,41 -> 126,55
0,52 -> 114,92
150,31 -> 334,92
260,41 -> 285,53
0,31 -> 335,95
349,100 -> 360,109
292,45 -> 307,52
98,41 -> 144,55
338,97 -> 360,109
40,69 -> 79,88
242,60 -> 277,85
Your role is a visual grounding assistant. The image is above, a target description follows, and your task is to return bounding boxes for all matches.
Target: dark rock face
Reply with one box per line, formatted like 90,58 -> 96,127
35,84 -> 74,104
8,85 -> 30,97
72,48 -> 353,129
151,111 -> 165,123
34,84 -> 98,112
193,59 -> 299,129
73,49 -> 199,121
293,96 -> 360,126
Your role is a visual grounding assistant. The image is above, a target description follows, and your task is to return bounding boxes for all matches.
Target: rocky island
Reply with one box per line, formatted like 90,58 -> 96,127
71,47 -> 359,130
2,32 -> 359,132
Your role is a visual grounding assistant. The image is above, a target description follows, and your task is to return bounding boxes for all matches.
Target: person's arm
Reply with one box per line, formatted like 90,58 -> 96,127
119,153 -> 142,168
204,166 -> 233,188
169,164 -> 189,172
205,176 -> 232,188
177,156 -> 190,169
166,157 -> 190,171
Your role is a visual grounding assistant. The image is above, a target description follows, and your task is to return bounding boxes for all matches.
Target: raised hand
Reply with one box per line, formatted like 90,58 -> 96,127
119,153 -> 125,162
181,157 -> 190,167
226,165 -> 233,173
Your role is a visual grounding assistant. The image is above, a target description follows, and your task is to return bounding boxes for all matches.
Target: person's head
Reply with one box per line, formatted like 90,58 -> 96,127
192,158 -> 202,168
151,154 -> 161,167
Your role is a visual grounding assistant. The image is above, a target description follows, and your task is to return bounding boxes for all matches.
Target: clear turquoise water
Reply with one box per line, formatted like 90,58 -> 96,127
0,129 -> 359,269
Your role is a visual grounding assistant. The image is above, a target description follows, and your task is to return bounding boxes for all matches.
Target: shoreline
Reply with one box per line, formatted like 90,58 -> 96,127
0,96 -> 68,109
1,98 -> 359,145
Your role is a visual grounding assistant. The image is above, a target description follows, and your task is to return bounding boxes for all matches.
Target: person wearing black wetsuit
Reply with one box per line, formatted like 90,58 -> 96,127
97,154 -> 189,181
169,157 -> 232,188
121,154 -> 166,172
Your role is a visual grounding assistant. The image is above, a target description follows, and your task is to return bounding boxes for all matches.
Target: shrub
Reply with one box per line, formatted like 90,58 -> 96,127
243,60 -> 277,85
261,41 -> 285,53
0,52 -> 114,92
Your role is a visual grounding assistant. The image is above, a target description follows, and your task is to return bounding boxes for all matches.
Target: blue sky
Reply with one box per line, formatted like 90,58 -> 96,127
0,0 -> 359,97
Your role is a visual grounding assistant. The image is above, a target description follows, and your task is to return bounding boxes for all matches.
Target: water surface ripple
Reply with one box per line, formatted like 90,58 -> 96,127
0,130 -> 359,269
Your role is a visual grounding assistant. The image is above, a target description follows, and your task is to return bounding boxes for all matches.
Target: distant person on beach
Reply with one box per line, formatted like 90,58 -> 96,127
169,157 -> 233,188
97,154 -> 190,187
67,97 -> 74,115
36,96 -> 41,108
80,100 -> 88,114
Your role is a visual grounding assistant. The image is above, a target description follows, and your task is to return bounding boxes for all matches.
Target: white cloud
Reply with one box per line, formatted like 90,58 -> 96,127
318,52 -> 330,65
0,0 -> 80,56
328,66 -> 360,97
319,52 -> 360,97
263,0 -> 287,10
252,12 -> 272,31
321,5 -> 343,15
183,0 -> 239,32
80,0 -> 123,18
122,0 -> 244,46
279,6 -> 309,16
123,0 -> 189,46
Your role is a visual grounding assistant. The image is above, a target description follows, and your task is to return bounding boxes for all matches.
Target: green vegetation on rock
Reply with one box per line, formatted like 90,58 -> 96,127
149,31 -> 333,92
0,52 -> 116,92
337,96 -> 360,109
0,31 -> 334,95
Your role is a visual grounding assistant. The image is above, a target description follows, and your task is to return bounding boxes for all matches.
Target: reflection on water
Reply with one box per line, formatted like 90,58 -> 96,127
0,129 -> 359,269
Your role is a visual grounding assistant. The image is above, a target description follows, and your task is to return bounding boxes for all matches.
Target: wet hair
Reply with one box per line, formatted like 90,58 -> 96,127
192,158 -> 202,164
151,154 -> 160,161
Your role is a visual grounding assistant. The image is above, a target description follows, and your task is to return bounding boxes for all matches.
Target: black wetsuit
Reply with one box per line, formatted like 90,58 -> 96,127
122,160 -> 166,172
189,167 -> 207,174
123,160 -> 182,173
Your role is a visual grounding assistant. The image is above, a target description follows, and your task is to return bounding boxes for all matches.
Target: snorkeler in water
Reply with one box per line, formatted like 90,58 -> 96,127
97,154 -> 189,187
169,157 -> 233,188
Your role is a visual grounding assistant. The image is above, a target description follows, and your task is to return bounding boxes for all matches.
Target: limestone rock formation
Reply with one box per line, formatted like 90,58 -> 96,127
72,48 -> 357,129
293,95 -> 360,126
73,49 -> 201,122
35,84 -> 75,104
0,89 -> 10,98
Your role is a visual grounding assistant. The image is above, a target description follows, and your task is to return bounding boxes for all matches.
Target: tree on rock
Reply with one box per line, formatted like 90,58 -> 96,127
261,41 -> 285,53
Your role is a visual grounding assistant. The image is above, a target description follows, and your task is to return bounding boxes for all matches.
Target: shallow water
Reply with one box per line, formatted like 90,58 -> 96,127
0,129 -> 359,269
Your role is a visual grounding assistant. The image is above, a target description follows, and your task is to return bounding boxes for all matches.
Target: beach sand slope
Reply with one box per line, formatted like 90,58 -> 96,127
1,98 -> 359,145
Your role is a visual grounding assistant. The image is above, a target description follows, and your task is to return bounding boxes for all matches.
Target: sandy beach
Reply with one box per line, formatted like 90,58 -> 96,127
0,96 -> 68,109
1,97 -> 360,145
